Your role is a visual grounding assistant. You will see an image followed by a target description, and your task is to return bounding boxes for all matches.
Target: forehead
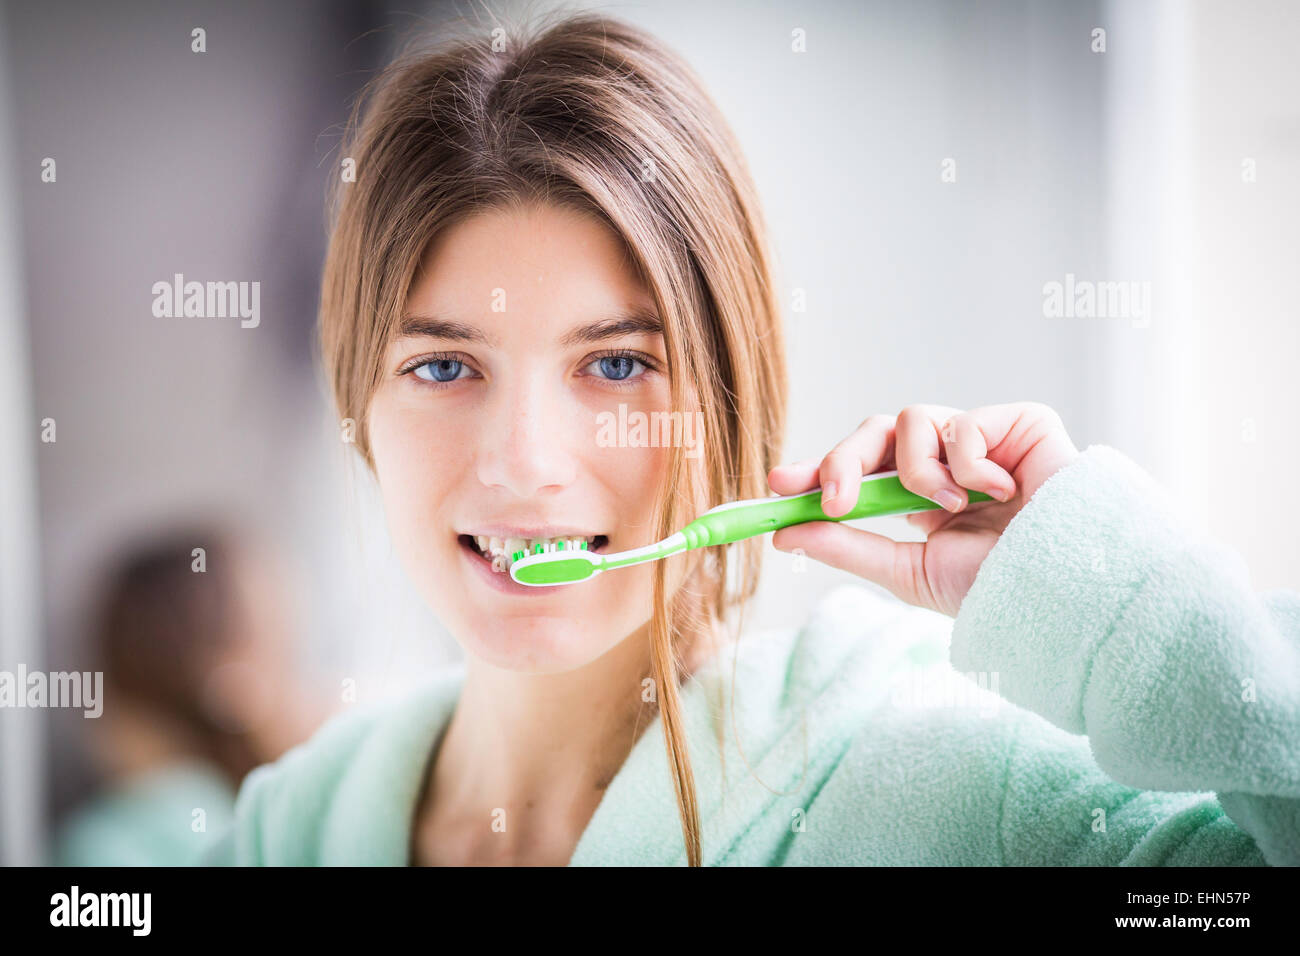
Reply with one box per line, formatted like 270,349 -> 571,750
406,202 -> 651,320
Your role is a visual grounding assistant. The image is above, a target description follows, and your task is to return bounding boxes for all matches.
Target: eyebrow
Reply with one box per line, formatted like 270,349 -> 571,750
559,307 -> 664,346
397,307 -> 663,348
397,315 -> 494,345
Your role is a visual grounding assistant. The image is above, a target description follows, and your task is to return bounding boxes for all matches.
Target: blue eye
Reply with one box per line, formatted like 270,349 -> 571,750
592,354 -> 644,381
414,358 -> 467,383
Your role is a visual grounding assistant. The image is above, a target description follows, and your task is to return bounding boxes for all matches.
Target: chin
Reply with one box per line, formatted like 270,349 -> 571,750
415,546 -> 656,674
456,610 -> 622,673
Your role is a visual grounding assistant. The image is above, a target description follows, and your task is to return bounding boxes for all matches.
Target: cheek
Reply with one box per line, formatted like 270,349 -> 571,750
595,442 -> 668,545
371,389 -> 464,484
368,395 -> 465,556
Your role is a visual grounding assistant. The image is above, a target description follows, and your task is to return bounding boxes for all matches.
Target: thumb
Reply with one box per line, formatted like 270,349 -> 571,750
772,521 -> 929,609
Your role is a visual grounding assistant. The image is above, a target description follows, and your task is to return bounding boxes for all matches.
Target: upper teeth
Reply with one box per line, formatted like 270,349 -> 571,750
475,535 -> 595,557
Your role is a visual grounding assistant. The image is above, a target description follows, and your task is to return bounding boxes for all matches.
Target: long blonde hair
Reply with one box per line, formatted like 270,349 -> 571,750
318,8 -> 787,866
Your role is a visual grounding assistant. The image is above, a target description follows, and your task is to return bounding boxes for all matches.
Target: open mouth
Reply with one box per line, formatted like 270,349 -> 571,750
459,534 -> 609,574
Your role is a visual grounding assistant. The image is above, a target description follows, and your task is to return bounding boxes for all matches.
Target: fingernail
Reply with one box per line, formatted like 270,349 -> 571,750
822,481 -> 838,507
934,489 -> 963,512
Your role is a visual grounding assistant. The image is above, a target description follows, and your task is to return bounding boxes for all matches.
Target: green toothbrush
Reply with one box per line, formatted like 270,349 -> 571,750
508,470 -> 993,587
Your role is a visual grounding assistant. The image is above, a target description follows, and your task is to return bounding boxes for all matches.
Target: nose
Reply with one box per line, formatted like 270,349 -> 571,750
475,370 -> 578,497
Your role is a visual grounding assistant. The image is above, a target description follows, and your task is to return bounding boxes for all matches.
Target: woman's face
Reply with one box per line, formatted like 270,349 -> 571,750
368,201 -> 696,673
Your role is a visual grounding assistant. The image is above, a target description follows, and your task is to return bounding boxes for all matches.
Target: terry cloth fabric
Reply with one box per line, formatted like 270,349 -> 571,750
203,444 -> 1298,865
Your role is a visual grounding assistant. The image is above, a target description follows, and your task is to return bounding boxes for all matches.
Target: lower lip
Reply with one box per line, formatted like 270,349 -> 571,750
458,536 -> 583,597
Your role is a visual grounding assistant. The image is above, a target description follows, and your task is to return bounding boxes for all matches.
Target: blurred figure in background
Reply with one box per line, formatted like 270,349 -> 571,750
53,525 -> 324,866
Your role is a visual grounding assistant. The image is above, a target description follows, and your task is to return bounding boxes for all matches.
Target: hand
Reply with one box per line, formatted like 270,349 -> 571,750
768,402 -> 1080,617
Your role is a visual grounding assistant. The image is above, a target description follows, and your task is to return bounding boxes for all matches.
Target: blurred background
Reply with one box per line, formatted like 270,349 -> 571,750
1,0 -> 1296,865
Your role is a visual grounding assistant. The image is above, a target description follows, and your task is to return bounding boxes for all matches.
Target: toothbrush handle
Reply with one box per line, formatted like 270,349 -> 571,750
680,472 -> 994,549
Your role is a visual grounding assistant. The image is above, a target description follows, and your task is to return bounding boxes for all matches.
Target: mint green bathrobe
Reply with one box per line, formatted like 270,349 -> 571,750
55,759 -> 235,866
204,445 -> 1299,866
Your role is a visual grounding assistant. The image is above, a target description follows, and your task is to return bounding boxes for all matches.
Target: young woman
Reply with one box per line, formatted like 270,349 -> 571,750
205,11 -> 1298,867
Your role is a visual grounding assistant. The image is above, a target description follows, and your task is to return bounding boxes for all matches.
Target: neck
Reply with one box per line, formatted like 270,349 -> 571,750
416,610 -> 726,863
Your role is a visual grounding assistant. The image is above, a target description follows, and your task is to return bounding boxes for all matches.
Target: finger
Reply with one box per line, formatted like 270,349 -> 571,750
895,404 -> 968,512
772,521 -> 931,609
767,457 -> 822,495
818,415 -> 897,518
939,411 -> 1017,503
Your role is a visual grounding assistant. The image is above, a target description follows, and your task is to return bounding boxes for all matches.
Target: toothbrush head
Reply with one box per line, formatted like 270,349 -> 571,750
509,548 -> 603,586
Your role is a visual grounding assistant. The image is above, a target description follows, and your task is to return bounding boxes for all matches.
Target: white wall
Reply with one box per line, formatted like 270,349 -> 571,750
0,0 -> 45,867
1101,0 -> 1300,591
